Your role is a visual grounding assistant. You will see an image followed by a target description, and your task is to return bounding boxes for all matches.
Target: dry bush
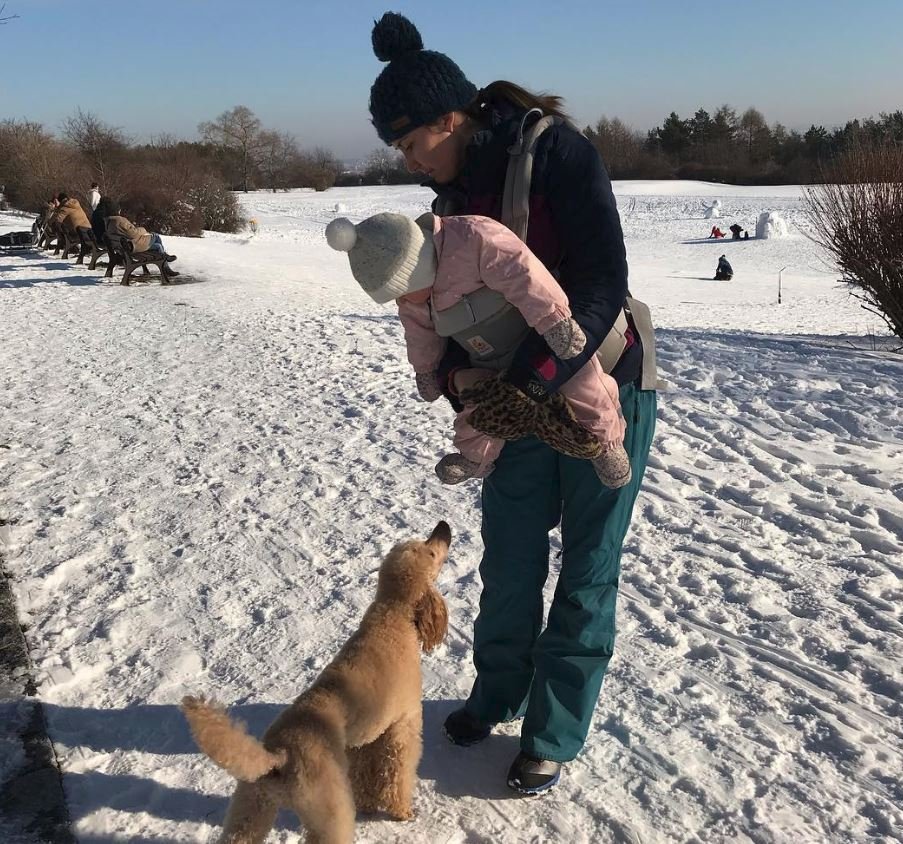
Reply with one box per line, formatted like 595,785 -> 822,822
294,147 -> 342,191
0,120 -> 76,211
186,183 -> 244,233
805,144 -> 903,340
118,141 -> 243,235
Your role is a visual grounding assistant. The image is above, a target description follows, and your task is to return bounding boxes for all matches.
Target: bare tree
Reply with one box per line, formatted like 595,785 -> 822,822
61,108 -> 128,197
198,105 -> 262,192
304,146 -> 342,191
0,3 -> 19,24
362,147 -> 414,185
584,117 -> 645,178
257,130 -> 298,192
804,143 -> 903,340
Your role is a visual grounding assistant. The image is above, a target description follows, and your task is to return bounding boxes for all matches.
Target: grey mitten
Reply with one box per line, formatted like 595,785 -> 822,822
415,371 -> 443,402
542,317 -> 586,359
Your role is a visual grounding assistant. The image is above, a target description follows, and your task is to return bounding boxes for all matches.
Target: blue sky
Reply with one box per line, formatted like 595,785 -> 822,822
1,0 -> 900,159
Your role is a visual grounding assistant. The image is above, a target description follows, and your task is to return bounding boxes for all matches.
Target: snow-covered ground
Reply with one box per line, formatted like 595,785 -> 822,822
1,182 -> 901,844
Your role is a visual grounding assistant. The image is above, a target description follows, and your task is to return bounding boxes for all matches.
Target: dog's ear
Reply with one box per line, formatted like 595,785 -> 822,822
414,585 -> 448,652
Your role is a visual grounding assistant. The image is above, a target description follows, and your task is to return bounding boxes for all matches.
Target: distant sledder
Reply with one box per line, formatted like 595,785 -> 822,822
714,254 -> 734,280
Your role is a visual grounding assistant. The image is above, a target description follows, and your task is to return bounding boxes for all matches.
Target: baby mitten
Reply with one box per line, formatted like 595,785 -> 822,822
542,317 -> 586,359
415,371 -> 443,402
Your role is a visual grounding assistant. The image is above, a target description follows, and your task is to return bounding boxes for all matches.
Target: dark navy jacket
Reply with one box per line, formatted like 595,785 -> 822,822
429,101 -> 641,406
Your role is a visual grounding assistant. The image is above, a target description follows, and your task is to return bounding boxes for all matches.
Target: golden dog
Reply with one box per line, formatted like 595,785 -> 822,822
183,521 -> 451,843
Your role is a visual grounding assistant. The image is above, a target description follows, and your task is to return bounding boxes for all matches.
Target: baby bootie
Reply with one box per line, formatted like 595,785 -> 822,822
591,445 -> 632,489
435,454 -> 484,485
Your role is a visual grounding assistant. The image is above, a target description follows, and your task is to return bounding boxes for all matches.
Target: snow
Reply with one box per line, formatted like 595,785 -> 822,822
1,182 -> 901,844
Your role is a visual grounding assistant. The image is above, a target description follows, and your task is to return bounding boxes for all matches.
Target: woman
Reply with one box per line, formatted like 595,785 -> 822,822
368,12 -> 657,793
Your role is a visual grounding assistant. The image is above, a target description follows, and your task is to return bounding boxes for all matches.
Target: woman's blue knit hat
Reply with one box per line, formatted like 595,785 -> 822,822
369,12 -> 478,145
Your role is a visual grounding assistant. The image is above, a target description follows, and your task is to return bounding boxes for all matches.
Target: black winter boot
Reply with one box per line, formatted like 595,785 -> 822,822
443,707 -> 493,746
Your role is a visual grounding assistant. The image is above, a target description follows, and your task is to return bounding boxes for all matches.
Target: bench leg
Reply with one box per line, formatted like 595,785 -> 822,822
121,259 -> 134,285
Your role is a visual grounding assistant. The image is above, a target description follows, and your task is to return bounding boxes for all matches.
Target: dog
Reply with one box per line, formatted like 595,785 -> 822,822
182,521 -> 451,844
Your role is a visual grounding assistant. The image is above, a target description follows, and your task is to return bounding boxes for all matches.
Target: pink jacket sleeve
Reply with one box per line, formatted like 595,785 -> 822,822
396,300 -> 448,374
469,216 -> 571,335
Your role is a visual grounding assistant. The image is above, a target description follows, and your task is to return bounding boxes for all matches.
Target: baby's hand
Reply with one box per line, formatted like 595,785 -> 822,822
542,317 -> 586,359
415,371 -> 443,402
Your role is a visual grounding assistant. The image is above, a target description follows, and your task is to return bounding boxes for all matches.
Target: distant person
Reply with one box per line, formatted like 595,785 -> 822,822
743,230 -> 750,240
729,223 -> 743,240
709,225 -> 726,238
105,213 -> 179,276
88,182 -> 101,211
715,255 -> 733,280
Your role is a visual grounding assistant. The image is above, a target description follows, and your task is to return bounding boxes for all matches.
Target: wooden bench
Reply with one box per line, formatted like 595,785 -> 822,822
42,220 -> 63,252
104,232 -> 176,285
60,227 -> 82,259
36,218 -> 55,249
75,227 -> 108,270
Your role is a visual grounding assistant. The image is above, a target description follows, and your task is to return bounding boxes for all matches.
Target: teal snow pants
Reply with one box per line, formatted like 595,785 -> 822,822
465,381 -> 657,762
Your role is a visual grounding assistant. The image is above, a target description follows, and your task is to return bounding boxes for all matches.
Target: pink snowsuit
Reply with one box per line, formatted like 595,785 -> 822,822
397,215 -> 626,476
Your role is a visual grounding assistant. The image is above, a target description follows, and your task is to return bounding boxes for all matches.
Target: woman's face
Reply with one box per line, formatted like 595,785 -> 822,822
394,115 -> 466,184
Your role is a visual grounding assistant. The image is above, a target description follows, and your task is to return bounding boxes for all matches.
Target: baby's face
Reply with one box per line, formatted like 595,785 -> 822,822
399,287 -> 432,305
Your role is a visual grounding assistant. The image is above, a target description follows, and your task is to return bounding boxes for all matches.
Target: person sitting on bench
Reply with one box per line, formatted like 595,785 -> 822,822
53,192 -> 91,233
105,213 -> 179,277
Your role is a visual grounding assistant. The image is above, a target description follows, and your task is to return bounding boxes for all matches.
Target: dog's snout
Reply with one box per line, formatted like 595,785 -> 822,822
427,521 -> 452,547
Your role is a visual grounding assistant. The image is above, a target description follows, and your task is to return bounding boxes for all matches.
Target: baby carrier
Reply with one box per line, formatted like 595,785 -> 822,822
433,109 -> 658,390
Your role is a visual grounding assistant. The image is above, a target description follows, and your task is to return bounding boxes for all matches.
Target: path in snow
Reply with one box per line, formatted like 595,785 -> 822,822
1,188 -> 901,843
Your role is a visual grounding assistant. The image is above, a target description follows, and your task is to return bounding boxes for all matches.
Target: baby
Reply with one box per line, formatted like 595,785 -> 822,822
327,212 -> 631,488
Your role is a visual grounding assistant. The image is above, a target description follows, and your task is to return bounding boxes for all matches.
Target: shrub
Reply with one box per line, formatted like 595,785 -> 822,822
186,183 -> 244,233
805,143 -> 903,340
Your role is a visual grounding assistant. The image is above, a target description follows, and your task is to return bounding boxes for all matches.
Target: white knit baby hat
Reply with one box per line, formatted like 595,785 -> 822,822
325,212 -> 436,304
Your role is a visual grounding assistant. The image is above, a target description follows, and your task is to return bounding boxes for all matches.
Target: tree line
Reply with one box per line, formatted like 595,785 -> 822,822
584,106 -> 903,184
0,105 -> 416,235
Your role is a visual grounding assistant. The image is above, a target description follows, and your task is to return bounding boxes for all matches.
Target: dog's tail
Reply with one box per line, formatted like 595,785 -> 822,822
181,695 -> 286,782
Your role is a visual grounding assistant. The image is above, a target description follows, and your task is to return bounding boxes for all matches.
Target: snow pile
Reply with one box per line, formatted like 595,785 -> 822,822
334,202 -> 348,213
702,199 -> 722,219
756,210 -> 790,239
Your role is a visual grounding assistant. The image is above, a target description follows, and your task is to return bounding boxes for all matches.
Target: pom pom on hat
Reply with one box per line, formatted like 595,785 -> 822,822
326,212 -> 437,305
372,12 -> 423,62
326,218 -> 358,252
